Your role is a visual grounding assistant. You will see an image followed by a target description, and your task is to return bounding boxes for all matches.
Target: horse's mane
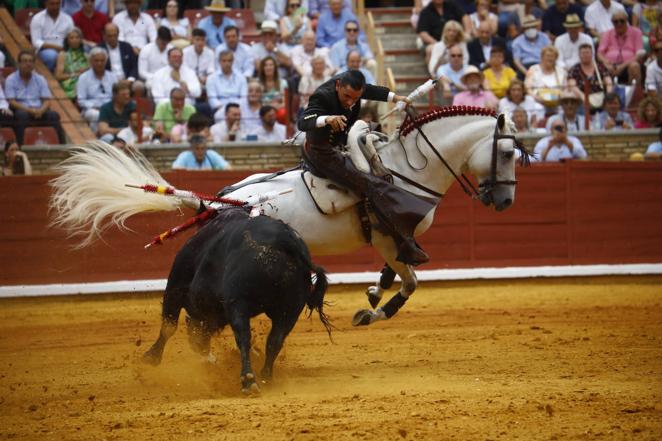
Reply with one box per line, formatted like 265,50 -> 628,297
399,106 -> 497,138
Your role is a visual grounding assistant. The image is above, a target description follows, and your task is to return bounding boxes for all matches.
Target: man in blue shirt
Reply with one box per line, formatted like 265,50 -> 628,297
4,50 -> 66,145
215,25 -> 256,78
172,134 -> 231,170
645,127 -> 662,159
197,0 -> 237,50
512,15 -> 551,77
316,0 -> 358,48
308,0 -> 352,18
329,20 -> 373,71
207,50 -> 248,122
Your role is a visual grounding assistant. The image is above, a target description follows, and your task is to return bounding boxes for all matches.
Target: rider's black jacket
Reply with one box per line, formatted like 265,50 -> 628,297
297,76 -> 390,149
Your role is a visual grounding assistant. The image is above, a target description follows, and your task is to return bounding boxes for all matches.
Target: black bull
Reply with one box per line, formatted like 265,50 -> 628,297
142,207 -> 332,393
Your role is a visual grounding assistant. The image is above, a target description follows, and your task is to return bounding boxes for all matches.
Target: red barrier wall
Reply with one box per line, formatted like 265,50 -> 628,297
1,162 -> 662,286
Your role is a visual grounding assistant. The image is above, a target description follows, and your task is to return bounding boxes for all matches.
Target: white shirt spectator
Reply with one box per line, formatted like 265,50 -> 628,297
0,86 -> 9,111
240,100 -> 261,134
584,0 -> 626,35
255,122 -> 287,142
533,135 -> 587,162
150,65 -> 202,105
183,45 -> 216,81
117,125 -> 155,145
138,42 -> 173,84
290,45 -> 333,77
107,45 -> 126,80
645,59 -> 662,96
30,9 -> 74,51
498,95 -> 545,123
112,10 -> 157,49
76,68 -> 117,111
211,121 -> 246,143
554,32 -> 594,70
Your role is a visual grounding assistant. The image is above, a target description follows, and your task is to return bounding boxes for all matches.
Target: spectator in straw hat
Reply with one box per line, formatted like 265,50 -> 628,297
251,20 -> 293,78
512,15 -> 551,78
452,65 -> 498,109
554,14 -> 594,70
545,90 -> 586,132
541,0 -> 584,41
197,0 -> 236,50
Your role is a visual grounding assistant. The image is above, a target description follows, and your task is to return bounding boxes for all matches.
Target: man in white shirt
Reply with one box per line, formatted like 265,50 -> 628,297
215,25 -> 256,78
241,79 -> 264,135
211,102 -> 246,142
138,27 -> 173,87
183,28 -> 215,88
255,105 -> 286,142
112,0 -> 157,55
584,0 -> 626,38
30,0 -> 74,71
76,47 -> 117,130
290,31 -> 335,77
207,50 -> 249,122
151,47 -> 202,108
554,14 -> 594,70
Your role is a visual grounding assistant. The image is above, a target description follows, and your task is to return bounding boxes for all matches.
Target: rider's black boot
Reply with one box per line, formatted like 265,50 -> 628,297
396,237 -> 429,266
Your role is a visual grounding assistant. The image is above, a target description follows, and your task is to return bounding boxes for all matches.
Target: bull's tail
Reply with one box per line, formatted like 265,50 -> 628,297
307,265 -> 333,340
49,141 -> 184,248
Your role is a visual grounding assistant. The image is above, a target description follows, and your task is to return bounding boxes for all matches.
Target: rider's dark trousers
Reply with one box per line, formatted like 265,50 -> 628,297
304,144 -> 437,244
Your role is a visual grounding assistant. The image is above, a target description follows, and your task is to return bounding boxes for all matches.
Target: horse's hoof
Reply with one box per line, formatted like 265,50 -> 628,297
366,286 -> 382,308
141,349 -> 162,366
352,309 -> 374,327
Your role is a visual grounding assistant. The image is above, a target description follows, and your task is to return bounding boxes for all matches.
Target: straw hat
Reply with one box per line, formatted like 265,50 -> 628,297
205,0 -> 231,12
563,14 -> 583,28
521,15 -> 541,29
460,65 -> 484,85
260,20 -> 278,33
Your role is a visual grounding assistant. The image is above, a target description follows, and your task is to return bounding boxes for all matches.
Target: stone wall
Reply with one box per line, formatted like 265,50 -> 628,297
20,129 -> 659,175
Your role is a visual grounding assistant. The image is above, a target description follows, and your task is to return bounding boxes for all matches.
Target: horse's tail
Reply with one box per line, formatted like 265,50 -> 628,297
49,141 -> 184,248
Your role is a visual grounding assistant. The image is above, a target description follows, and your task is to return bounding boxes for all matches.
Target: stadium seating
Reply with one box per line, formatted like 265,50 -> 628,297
0,127 -> 17,144
14,7 -> 40,37
23,126 -> 59,146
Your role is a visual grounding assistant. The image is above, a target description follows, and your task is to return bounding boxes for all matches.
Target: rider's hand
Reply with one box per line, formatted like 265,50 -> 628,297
325,115 -> 347,132
393,95 -> 411,105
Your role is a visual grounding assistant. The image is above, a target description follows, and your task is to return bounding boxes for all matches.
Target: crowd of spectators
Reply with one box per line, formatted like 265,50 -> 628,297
413,0 -> 662,161
0,0 -> 661,168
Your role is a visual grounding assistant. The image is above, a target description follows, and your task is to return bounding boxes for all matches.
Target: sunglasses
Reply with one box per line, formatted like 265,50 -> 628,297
553,125 -> 565,132
612,19 -> 627,24
289,3 -> 300,6
450,54 -> 463,58
346,28 -> 359,33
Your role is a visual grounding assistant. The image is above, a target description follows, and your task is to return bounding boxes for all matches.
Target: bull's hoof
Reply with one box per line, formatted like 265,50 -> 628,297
240,373 -> 260,396
352,309 -> 375,327
366,286 -> 382,308
142,348 -> 162,366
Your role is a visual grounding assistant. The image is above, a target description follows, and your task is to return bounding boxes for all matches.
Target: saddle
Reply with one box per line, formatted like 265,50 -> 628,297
302,120 -> 390,215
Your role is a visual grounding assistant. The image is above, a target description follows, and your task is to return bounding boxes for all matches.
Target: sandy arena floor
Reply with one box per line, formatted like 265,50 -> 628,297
0,276 -> 660,440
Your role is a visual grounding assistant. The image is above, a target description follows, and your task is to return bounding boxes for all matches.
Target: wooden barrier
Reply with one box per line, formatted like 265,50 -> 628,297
1,161 -> 662,287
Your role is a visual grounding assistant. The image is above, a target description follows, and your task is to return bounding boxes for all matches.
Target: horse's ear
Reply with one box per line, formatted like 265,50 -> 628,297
497,113 -> 506,132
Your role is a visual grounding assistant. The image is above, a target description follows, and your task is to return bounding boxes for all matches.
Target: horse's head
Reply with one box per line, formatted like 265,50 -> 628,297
467,113 -> 530,212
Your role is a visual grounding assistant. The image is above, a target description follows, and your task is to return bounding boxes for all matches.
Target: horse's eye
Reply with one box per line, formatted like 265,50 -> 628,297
502,150 -> 514,160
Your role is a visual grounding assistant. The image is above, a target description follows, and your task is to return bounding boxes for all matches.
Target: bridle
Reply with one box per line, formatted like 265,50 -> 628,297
396,106 -> 529,201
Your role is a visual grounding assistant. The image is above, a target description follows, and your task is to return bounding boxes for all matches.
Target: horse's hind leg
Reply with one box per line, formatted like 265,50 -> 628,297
143,289 -> 183,365
366,263 -> 397,308
260,312 -> 299,384
353,231 -> 417,326
226,306 -> 259,394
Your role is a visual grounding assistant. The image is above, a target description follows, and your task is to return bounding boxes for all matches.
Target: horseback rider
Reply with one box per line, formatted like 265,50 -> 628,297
297,70 -> 436,266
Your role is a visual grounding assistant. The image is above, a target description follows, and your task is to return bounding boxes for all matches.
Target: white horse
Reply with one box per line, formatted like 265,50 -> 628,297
50,106 -> 528,326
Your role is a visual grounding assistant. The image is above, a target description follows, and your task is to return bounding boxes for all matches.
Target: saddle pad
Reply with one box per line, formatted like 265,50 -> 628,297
301,171 -> 361,215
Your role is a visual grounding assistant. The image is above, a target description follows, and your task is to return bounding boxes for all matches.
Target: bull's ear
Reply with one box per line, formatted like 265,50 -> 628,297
497,113 -> 506,132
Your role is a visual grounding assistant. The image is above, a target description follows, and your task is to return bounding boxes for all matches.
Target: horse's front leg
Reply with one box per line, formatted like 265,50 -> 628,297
353,232 -> 418,326
365,263 -> 397,308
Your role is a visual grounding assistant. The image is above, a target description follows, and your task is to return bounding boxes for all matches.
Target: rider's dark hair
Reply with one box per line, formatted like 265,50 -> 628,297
337,70 -> 366,91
